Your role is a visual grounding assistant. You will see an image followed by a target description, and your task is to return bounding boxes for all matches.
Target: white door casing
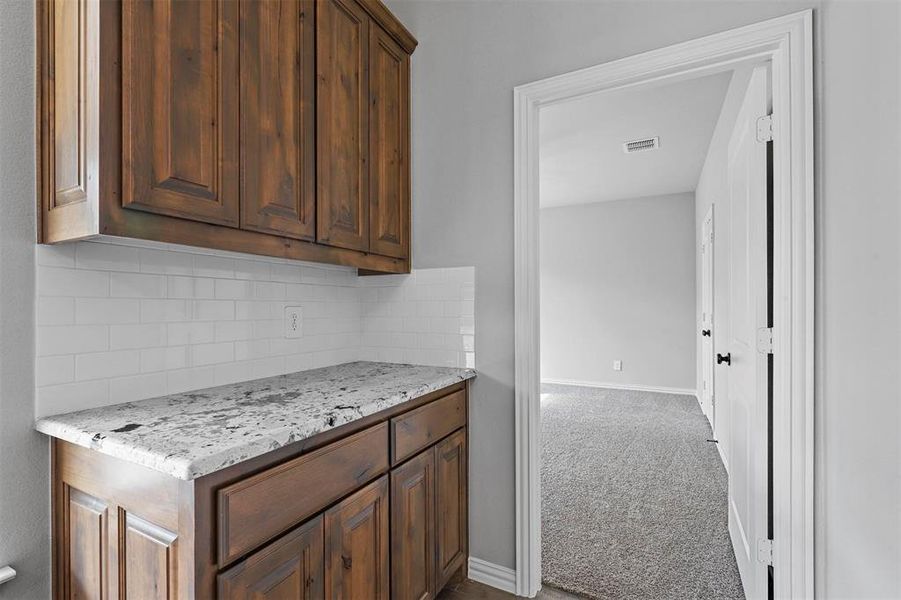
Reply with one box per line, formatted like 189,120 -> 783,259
725,64 -> 771,600
513,11 -> 814,599
700,204 -> 716,429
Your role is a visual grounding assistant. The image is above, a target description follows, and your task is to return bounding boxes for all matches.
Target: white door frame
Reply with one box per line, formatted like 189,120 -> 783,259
512,11 -> 814,599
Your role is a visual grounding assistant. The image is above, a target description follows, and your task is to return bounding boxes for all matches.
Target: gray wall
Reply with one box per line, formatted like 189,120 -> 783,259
540,194 -> 696,391
0,1 -> 49,598
386,0 -> 900,597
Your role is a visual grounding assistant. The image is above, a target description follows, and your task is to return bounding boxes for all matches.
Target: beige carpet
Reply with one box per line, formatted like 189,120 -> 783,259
540,383 -> 745,600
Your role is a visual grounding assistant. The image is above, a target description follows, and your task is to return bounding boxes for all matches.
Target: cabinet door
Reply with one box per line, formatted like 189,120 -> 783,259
122,0 -> 239,226
324,476 -> 388,599
239,0 -> 316,240
316,0 -> 370,252
435,429 -> 467,589
219,516 -> 324,599
391,450 -> 435,600
369,25 -> 410,260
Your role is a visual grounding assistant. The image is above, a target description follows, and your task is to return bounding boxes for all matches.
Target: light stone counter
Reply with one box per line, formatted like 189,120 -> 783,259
36,361 -> 475,480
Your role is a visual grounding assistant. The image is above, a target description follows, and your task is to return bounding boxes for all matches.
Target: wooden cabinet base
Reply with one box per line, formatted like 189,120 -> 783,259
50,382 -> 468,599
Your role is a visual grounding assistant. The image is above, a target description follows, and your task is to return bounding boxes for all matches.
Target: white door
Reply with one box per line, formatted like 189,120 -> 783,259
725,64 -> 771,600
700,205 -> 715,428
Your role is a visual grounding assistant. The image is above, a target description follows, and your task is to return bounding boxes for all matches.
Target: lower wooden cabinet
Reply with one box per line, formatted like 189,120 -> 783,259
325,476 -> 390,599
436,429 -> 468,589
391,450 -> 436,600
219,516 -> 324,599
51,382 -> 469,599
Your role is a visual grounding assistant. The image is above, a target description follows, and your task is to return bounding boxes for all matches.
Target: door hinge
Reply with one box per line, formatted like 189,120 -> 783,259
757,327 -> 774,354
756,114 -> 774,143
757,538 -> 774,566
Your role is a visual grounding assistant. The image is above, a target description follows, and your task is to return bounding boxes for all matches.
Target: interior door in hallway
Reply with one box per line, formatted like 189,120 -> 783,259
700,205 -> 715,428
724,64 -> 771,600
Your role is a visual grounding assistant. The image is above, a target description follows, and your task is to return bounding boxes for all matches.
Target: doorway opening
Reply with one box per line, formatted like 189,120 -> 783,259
513,12 -> 814,600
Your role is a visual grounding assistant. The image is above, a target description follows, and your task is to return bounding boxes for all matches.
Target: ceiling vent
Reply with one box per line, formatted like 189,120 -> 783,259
623,136 -> 660,154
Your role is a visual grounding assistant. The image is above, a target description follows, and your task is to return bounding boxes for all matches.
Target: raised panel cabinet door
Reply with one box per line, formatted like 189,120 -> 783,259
119,511 -> 179,599
122,0 -> 239,226
368,25 -> 410,260
391,450 -> 435,600
219,516 -> 324,600
39,0 -> 101,242
435,429 -> 467,589
239,0 -> 316,240
324,476 -> 388,599
316,0 -> 370,252
62,486 -> 109,600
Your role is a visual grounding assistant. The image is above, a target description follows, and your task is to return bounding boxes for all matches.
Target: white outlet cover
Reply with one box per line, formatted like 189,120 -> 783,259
613,360 -> 622,371
285,306 -> 303,338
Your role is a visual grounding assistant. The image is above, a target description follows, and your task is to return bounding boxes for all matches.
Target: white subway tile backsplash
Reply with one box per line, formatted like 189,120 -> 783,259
37,380 -> 109,417
235,339 -> 270,361
140,249 -> 194,275
167,275 -> 214,299
75,350 -> 140,381
36,356 -> 75,387
76,243 -> 141,271
191,342 -> 235,367
167,366 -> 217,395
235,300 -> 271,321
193,300 -> 235,321
194,255 -> 235,278
110,324 -> 167,350
38,325 -> 109,356
37,297 -> 75,326
167,322 -> 215,346
253,281 -> 286,300
234,259 -> 272,281
141,299 -> 191,323
141,346 -> 187,373
111,272 -> 167,298
38,266 -> 110,297
271,263 -> 303,283
215,279 -> 254,300
76,298 -> 140,324
35,239 -> 475,416
36,244 -> 76,268
214,321 -> 254,342
109,373 -> 168,403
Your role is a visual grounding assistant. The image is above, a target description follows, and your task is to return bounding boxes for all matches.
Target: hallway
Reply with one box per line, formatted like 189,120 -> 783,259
540,384 -> 744,599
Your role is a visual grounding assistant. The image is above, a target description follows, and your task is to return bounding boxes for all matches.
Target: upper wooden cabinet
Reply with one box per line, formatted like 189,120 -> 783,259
316,0 -> 371,252
369,26 -> 410,258
37,0 -> 416,274
122,0 -> 240,226
240,0 -> 316,241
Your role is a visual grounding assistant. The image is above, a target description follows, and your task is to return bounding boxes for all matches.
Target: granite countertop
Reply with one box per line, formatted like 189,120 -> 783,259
35,361 -> 475,481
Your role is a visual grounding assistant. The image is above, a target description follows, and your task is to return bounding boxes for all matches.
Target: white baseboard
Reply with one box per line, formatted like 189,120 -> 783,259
541,377 -> 697,397
468,557 -> 516,594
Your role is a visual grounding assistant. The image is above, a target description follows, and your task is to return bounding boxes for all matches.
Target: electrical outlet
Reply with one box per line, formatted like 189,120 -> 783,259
285,306 -> 303,338
613,360 -> 622,371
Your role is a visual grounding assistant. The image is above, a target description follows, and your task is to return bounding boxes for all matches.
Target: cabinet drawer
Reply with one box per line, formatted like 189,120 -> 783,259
218,422 -> 388,565
391,390 -> 466,465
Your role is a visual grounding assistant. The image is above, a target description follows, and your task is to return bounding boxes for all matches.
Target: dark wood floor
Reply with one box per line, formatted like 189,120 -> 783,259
438,579 -> 584,599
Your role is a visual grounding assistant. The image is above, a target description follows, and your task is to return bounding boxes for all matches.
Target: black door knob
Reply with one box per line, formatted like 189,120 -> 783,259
702,329 -> 711,337
716,353 -> 731,365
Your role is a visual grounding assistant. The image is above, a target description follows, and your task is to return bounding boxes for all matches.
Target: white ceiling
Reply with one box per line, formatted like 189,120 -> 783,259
539,71 -> 731,208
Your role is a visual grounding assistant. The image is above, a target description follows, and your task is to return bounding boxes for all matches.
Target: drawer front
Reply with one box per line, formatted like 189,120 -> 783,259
218,422 -> 389,565
391,390 -> 466,465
